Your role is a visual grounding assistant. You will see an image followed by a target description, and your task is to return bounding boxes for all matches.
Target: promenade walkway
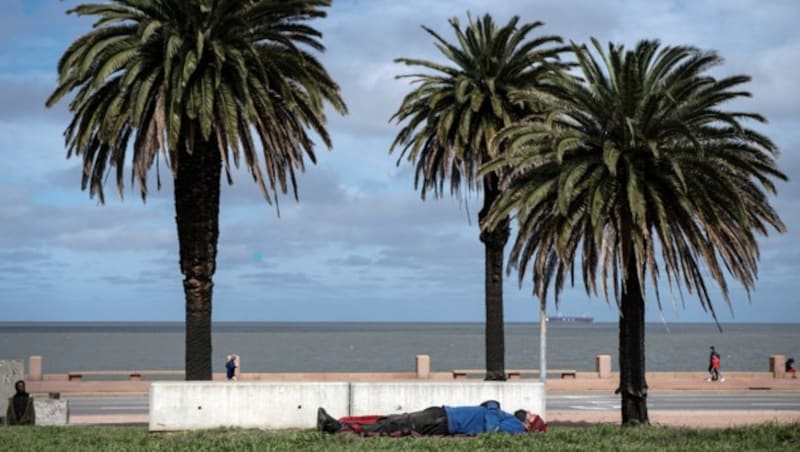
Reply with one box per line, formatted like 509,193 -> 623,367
26,371 -> 800,428
26,371 -> 800,394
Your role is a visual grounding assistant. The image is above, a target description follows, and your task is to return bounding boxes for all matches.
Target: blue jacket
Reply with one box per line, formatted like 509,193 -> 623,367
225,359 -> 236,378
443,401 -> 526,435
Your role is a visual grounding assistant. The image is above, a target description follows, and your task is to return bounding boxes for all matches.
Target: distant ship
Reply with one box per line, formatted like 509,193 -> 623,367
546,315 -> 594,324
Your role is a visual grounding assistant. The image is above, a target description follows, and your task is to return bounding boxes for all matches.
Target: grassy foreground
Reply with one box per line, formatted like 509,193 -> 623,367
1,423 -> 799,451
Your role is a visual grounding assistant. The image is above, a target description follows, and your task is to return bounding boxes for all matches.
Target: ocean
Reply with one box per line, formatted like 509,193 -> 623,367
0,322 -> 796,374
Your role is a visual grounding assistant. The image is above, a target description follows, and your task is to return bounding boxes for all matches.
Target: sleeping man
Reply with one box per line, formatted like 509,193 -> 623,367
317,400 -> 546,436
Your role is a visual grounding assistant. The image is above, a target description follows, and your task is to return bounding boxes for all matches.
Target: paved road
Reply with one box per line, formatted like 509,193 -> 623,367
68,397 -> 149,416
548,393 -> 800,411
66,393 -> 800,417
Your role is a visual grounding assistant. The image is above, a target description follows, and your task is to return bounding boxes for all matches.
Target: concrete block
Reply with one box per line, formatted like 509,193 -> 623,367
234,354 -> 241,380
349,381 -> 546,420
769,355 -> 786,378
415,355 -> 430,379
33,399 -> 68,426
28,356 -> 42,381
596,354 -> 612,378
149,381 -> 350,431
0,360 -> 24,420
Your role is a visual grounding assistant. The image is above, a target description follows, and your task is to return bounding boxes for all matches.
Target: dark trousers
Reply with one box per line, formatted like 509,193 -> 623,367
360,406 -> 449,436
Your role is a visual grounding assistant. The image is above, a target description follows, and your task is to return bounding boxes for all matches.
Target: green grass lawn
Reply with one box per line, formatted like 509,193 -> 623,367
1,423 -> 799,451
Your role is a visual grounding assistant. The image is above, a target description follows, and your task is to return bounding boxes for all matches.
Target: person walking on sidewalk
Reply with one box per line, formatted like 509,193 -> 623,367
706,346 -> 724,382
711,352 -> 724,382
225,354 -> 238,381
706,346 -> 716,381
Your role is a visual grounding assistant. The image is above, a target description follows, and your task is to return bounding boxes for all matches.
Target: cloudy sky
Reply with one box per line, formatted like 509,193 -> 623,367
0,0 -> 797,323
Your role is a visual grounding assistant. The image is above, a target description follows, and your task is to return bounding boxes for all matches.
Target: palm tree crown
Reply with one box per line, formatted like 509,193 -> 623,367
391,14 -> 566,198
487,39 -> 787,319
47,0 -> 346,205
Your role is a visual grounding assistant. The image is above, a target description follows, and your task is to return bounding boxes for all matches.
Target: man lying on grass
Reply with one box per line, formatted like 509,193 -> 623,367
317,400 -> 546,436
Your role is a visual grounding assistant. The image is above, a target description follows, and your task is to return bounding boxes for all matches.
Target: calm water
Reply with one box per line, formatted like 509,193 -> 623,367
0,322 -> 797,374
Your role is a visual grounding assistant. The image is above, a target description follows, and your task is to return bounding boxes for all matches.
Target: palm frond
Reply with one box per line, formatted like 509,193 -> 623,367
47,0 -> 345,205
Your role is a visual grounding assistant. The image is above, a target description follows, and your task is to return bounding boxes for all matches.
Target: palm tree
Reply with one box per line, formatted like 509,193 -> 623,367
46,0 -> 346,380
389,14 -> 567,380
483,39 -> 786,423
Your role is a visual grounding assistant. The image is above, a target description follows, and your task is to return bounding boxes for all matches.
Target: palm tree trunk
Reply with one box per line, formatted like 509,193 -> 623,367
174,137 -> 221,381
617,261 -> 649,425
479,176 -> 509,381
540,299 -> 547,384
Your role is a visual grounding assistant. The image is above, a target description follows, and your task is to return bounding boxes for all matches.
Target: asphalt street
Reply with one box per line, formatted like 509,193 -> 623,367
547,393 -> 800,411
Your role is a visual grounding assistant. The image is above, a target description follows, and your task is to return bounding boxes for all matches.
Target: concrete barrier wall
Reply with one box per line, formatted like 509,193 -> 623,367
149,382 -> 349,431
34,399 -> 68,426
150,381 -> 546,431
349,381 -> 545,420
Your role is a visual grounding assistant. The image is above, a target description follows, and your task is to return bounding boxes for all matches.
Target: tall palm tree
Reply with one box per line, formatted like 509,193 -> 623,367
389,14 -> 567,380
46,0 -> 346,380
483,39 -> 786,422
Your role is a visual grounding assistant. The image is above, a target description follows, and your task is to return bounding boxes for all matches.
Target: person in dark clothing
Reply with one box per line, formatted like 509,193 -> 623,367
786,358 -> 797,379
5,380 -> 35,425
317,400 -> 546,436
225,354 -> 237,381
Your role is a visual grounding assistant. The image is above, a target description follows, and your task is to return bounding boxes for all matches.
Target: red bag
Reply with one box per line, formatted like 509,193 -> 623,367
528,414 -> 548,432
337,415 -> 382,434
